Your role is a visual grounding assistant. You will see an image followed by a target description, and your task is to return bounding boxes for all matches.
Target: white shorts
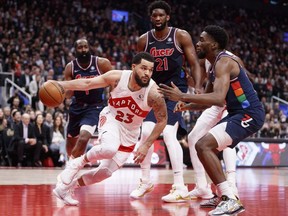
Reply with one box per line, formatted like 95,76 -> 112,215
209,122 -> 233,152
197,105 -> 227,127
98,107 -> 136,166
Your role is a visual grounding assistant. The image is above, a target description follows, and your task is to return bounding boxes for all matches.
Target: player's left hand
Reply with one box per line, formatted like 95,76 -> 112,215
133,145 -> 149,164
158,82 -> 182,101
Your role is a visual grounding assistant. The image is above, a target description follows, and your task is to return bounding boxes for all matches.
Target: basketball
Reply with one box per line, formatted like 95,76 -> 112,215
39,80 -> 66,107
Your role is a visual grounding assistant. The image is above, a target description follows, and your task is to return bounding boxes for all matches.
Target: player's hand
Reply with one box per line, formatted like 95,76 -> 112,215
133,145 -> 149,164
158,82 -> 182,101
174,101 -> 190,112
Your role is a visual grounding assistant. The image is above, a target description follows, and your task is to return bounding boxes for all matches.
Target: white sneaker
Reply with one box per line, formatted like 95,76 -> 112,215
53,181 -> 79,206
60,155 -> 86,185
161,185 -> 190,203
130,179 -> 154,199
208,195 -> 245,215
58,154 -> 65,163
188,185 -> 214,200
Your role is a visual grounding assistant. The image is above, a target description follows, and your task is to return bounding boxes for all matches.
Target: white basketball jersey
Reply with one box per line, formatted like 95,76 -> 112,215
108,70 -> 155,131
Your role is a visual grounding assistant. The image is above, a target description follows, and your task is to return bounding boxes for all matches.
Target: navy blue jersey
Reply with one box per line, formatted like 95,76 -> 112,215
71,56 -> 104,105
208,51 -> 263,115
145,27 -> 187,92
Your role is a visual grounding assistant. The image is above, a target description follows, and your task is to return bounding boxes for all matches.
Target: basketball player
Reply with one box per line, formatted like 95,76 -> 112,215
159,25 -> 265,215
130,0 -> 202,202
53,52 -> 167,206
187,59 -> 239,207
64,38 -> 112,161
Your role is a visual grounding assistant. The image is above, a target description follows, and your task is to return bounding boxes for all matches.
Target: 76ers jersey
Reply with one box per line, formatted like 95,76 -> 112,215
145,27 -> 187,92
108,70 -> 155,131
209,51 -> 263,114
71,56 -> 104,105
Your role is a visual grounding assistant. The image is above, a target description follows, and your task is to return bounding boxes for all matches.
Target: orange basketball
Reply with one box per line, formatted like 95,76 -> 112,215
39,80 -> 66,107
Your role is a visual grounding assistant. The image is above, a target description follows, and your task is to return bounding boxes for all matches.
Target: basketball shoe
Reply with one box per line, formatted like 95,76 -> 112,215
53,180 -> 79,206
130,179 -> 154,199
200,193 -> 219,208
60,155 -> 86,185
208,195 -> 245,215
161,184 -> 190,203
188,184 -> 214,200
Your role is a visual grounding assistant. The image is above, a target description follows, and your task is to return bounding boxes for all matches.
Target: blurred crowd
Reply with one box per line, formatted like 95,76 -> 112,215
0,0 -> 287,166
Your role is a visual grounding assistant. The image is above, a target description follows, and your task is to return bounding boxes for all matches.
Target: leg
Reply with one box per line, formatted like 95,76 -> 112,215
60,124 -> 120,185
223,147 -> 239,197
78,159 -> 120,186
66,137 -> 77,158
130,121 -> 155,198
197,122 -> 244,215
71,128 -> 93,158
161,123 -> 190,203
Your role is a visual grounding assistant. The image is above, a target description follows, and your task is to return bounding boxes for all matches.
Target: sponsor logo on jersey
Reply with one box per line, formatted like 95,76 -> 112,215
109,96 -> 148,117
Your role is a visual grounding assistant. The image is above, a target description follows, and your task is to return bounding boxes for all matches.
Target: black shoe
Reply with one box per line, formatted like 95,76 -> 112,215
34,161 -> 42,167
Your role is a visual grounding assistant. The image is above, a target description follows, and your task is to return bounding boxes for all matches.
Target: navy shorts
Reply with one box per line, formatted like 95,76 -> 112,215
67,103 -> 104,137
145,99 -> 186,130
212,106 -> 265,149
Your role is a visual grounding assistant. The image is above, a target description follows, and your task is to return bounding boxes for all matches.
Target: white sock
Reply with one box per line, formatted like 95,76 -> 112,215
217,181 -> 237,199
223,148 -> 237,185
163,124 -> 184,186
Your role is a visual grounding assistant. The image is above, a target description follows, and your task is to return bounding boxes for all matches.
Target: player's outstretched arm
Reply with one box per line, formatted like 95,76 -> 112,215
58,70 -> 122,92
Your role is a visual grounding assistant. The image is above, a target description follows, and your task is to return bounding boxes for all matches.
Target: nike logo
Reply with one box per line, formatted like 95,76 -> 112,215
149,41 -> 155,45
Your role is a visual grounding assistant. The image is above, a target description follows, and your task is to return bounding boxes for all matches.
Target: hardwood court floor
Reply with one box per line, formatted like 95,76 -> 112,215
0,166 -> 287,216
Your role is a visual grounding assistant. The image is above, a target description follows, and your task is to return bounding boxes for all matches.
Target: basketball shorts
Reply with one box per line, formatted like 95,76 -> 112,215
209,108 -> 265,151
98,106 -> 137,166
67,103 -> 103,137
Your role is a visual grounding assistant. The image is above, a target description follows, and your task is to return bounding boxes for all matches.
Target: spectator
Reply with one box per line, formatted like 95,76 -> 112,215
49,115 -> 66,167
12,113 -> 42,167
34,114 -> 52,164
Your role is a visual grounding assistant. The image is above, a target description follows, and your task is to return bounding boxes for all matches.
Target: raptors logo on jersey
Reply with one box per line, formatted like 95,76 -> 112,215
109,96 -> 149,118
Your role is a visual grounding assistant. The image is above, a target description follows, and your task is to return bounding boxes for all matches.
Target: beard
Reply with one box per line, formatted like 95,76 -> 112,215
135,73 -> 150,87
153,21 -> 167,31
197,51 -> 206,59
76,51 -> 91,64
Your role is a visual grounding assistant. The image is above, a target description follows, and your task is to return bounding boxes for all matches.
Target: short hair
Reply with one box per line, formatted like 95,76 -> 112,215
148,0 -> 171,15
203,25 -> 229,50
74,38 -> 88,49
132,52 -> 155,64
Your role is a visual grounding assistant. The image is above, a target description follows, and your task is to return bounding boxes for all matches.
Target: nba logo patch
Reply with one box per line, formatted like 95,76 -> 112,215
99,116 -> 107,128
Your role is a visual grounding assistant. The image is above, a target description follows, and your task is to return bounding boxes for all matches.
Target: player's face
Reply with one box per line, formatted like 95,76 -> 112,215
150,9 -> 170,31
133,59 -> 154,87
196,31 -> 213,59
75,40 -> 91,63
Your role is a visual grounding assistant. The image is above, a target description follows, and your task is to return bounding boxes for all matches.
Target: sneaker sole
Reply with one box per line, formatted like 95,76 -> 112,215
162,196 -> 191,203
130,185 -> 154,199
53,189 -> 79,206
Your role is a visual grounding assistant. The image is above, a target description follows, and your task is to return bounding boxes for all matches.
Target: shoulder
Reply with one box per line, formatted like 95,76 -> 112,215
147,83 -> 164,107
97,57 -> 111,65
137,32 -> 148,48
175,28 -> 191,39
97,57 -> 112,74
139,32 -> 149,41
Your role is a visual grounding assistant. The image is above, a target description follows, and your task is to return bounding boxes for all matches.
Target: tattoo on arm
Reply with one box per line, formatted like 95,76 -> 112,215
149,91 -> 166,123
